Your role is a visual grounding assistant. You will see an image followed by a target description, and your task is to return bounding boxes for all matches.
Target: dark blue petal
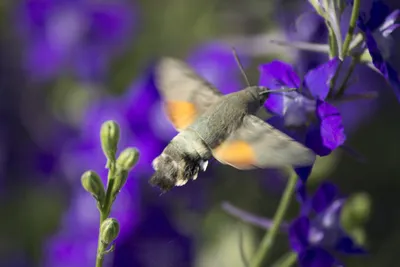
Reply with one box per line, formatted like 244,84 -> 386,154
259,61 -> 301,115
289,216 -> 310,253
305,123 -> 332,156
336,236 -> 367,254
358,18 -> 400,101
317,100 -> 346,151
298,248 -> 337,267
304,58 -> 341,100
295,165 -> 314,183
296,180 -> 308,204
312,182 -> 338,214
366,0 -> 390,31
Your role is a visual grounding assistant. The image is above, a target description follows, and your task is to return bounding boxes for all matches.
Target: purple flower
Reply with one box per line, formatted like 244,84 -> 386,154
15,0 -> 137,81
353,0 -> 400,101
289,182 -> 366,267
259,58 -> 346,157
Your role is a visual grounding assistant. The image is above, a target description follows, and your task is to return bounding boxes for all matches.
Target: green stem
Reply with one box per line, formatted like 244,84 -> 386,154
335,56 -> 359,99
249,171 -> 298,267
95,212 -> 108,267
327,24 -> 338,58
272,252 -> 297,267
328,59 -> 344,99
342,0 -> 360,57
95,162 -> 116,267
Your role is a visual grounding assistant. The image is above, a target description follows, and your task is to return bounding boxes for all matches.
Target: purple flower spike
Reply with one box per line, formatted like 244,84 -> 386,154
289,182 -> 366,267
15,0 -> 137,82
353,1 -> 400,102
259,59 -> 345,161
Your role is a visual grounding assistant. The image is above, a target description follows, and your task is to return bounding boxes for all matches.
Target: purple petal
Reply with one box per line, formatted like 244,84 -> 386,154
335,236 -> 367,254
289,216 -> 311,253
298,248 -> 337,267
259,61 -> 301,115
383,10 -> 400,28
259,60 -> 301,89
360,22 -> 400,101
317,100 -> 346,151
312,182 -> 338,213
304,58 -> 341,100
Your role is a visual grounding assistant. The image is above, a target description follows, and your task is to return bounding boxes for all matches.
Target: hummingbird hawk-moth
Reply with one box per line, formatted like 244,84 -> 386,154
149,57 -> 316,192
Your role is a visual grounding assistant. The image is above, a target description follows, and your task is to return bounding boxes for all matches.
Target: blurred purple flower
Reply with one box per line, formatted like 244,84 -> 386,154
43,188 -> 136,267
351,0 -> 400,101
290,182 -> 365,267
15,0 -> 137,81
259,58 -> 345,158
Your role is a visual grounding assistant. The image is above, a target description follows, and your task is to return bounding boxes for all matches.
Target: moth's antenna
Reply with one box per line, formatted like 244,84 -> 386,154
231,47 -> 251,87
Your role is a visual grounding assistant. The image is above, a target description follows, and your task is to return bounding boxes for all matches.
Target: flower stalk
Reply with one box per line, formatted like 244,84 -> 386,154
79,120 -> 139,267
248,170 -> 298,267
342,0 -> 361,57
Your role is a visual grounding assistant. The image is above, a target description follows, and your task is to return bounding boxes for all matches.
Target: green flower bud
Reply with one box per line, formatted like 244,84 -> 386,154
341,192 -> 371,229
116,147 -> 140,171
348,193 -> 371,223
100,120 -> 120,163
100,218 -> 120,245
349,227 -> 367,246
81,170 -> 105,204
112,169 -> 129,197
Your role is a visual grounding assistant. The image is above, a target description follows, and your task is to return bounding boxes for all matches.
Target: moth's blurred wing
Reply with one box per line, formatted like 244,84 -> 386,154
212,115 -> 316,169
156,57 -> 223,131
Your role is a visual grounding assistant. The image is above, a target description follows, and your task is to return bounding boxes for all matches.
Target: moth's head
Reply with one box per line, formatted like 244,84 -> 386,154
149,154 -> 179,192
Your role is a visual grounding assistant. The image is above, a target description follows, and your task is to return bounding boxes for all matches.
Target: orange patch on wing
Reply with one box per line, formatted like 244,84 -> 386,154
213,141 -> 257,169
165,101 -> 198,130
